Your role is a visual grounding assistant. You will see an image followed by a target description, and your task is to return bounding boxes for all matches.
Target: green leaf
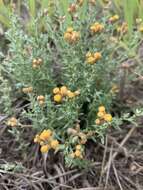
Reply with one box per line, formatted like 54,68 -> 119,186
0,0 -> 11,27
79,0 -> 88,22
123,0 -> 139,36
29,0 -> 36,18
59,0 -> 71,27
0,14 -> 10,27
41,0 -> 49,10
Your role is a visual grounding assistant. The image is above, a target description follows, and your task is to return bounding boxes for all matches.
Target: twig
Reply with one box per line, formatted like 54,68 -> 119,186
104,144 -> 113,190
0,169 -> 73,189
103,126 -> 136,173
0,168 -> 77,182
54,164 -> 65,190
98,135 -> 108,186
119,172 -> 138,189
112,161 -> 123,190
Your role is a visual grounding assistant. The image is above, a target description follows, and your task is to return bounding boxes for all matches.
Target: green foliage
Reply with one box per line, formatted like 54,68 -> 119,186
0,162 -> 25,172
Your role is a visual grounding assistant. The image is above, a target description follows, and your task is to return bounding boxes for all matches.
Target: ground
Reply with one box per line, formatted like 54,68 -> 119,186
0,114 -> 143,190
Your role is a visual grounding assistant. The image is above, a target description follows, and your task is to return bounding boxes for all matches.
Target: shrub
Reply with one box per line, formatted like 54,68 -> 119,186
2,1 -> 143,167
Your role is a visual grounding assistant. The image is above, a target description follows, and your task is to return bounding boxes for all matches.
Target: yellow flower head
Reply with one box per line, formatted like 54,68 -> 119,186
37,95 -> 45,106
54,94 -> 62,103
95,118 -> 100,125
86,52 -> 101,64
67,90 -> 75,98
90,22 -> 104,34
53,87 -> 60,94
70,152 -> 75,158
37,95 -> 45,101
40,129 -> 52,141
22,87 -> 33,93
74,90 -> 80,96
87,56 -> 96,64
32,64 -> 38,69
70,31 -> 80,43
32,59 -> 37,65
76,145 -> 82,150
40,144 -> 50,153
97,111 -> 105,118
114,15 -> 119,20
7,117 -> 18,127
79,133 -> 87,144
139,26 -> 143,32
37,58 -> 43,65
109,14 -> 119,22
75,150 -> 82,158
60,86 -> 68,96
64,32 -> 72,41
39,100 -> 45,106
98,106 -> 105,113
86,52 -> 92,58
34,134 -> 40,143
32,58 -> 43,68
104,114 -> 112,122
136,18 -> 142,24
67,27 -> 74,33
90,25 -> 96,33
50,140 -> 59,150
94,52 -> 102,60
64,28 -> 80,43
40,141 -> 45,146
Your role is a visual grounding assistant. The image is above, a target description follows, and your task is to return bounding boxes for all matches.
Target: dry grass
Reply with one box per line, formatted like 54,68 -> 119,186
0,114 -> 143,190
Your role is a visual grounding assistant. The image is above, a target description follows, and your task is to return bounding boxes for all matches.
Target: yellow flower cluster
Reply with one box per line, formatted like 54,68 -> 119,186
86,52 -> 102,64
70,144 -> 83,159
67,123 -> 88,145
90,22 -> 104,34
95,106 -> 112,125
22,87 -> 33,93
34,129 -> 59,153
53,86 -> 80,103
64,27 -> 80,44
37,95 -> 45,106
7,117 -> 18,127
109,15 -> 119,23
32,58 -> 43,69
